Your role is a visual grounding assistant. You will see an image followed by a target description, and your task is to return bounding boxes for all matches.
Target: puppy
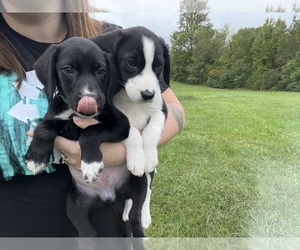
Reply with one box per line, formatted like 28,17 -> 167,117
91,26 -> 170,236
92,26 -> 169,177
24,37 -> 130,183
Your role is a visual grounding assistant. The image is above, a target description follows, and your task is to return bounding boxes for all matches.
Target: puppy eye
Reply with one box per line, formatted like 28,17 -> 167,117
155,64 -> 163,71
62,66 -> 74,75
128,59 -> 137,67
96,68 -> 106,75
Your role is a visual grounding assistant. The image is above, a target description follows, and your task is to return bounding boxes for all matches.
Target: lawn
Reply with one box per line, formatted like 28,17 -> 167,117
145,82 -> 300,238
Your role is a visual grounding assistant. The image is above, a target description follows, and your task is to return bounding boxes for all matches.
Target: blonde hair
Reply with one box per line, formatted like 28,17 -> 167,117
0,0 -> 103,87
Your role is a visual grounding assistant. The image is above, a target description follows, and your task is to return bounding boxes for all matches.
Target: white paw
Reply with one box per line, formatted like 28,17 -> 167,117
26,160 -> 46,175
81,161 -> 104,183
122,199 -> 133,222
126,149 -> 146,176
144,147 -> 158,173
141,204 -> 151,229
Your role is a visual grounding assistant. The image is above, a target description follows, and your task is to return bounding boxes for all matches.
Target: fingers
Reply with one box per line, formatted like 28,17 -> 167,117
73,116 -> 99,129
26,130 -> 34,138
54,136 -> 81,170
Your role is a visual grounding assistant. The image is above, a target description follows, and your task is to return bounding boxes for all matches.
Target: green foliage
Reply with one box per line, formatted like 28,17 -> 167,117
207,27 -> 257,89
280,51 -> 300,91
188,25 -> 229,84
170,2 -> 300,91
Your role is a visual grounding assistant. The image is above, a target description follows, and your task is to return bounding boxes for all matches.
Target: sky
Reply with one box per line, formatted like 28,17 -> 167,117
91,0 -> 298,44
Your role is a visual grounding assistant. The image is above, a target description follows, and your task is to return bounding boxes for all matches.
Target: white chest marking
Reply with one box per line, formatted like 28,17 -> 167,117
54,109 -> 74,120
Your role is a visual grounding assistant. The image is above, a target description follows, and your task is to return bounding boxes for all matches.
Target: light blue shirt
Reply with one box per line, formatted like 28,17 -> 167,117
0,71 -> 55,180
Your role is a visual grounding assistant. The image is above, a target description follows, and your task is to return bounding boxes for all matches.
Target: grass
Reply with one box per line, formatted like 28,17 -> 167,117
145,82 -> 300,237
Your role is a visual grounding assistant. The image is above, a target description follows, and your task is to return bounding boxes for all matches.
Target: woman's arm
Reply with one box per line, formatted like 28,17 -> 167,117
54,87 -> 185,169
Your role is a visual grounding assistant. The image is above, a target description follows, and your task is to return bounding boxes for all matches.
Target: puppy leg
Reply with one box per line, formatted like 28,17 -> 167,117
24,120 -> 57,174
141,173 -> 152,229
79,130 -> 104,183
79,109 -> 130,183
66,183 -> 97,237
142,111 -> 165,173
128,175 -> 148,238
122,199 -> 133,222
124,126 -> 146,176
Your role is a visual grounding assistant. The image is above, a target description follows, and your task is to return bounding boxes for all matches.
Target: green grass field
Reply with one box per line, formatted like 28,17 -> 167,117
145,82 -> 300,237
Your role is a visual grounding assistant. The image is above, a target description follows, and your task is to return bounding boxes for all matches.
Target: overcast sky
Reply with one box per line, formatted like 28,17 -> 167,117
91,0 -> 297,44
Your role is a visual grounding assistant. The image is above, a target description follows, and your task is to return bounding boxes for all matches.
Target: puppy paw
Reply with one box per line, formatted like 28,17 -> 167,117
26,160 -> 46,175
144,147 -> 158,173
126,150 -> 146,176
81,161 -> 104,183
122,199 -> 133,222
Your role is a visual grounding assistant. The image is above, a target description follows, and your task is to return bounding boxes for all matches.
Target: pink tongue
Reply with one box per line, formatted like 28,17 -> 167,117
77,96 -> 98,114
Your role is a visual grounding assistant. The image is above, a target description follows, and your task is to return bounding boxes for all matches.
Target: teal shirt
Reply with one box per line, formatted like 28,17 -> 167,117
0,71 -> 56,180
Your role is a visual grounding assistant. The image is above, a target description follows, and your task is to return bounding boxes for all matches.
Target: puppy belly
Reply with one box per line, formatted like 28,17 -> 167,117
69,164 -> 129,202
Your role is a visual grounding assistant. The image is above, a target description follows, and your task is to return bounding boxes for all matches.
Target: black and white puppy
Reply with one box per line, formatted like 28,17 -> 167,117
92,26 -> 169,177
91,26 -> 169,234
24,37 -> 130,183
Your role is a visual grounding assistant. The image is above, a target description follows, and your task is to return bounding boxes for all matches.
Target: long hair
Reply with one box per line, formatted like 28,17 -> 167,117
0,0 -> 103,87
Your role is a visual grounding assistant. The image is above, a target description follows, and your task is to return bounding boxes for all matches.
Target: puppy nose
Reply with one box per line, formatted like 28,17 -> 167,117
141,90 -> 155,101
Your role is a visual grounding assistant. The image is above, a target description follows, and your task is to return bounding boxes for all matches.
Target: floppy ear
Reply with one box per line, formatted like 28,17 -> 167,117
34,44 -> 59,101
159,38 -> 171,85
90,29 -> 123,55
104,53 -> 122,105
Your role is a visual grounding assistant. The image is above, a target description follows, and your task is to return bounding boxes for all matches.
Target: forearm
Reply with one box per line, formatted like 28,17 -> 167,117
101,142 -> 126,167
158,88 -> 185,147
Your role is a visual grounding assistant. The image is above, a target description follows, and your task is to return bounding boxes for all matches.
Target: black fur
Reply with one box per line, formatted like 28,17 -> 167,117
25,37 -> 129,179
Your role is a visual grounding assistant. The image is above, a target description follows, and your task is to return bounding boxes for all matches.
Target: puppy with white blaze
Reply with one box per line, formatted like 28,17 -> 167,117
92,25 -> 169,237
92,26 -> 169,177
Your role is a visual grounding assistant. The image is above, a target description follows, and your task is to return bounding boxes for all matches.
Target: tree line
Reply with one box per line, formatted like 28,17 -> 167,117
170,0 -> 300,91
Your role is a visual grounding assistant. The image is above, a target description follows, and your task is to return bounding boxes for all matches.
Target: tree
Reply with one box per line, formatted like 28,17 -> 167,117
250,18 -> 288,90
207,27 -> 258,89
170,0 -> 210,82
279,51 -> 300,91
188,24 -> 229,84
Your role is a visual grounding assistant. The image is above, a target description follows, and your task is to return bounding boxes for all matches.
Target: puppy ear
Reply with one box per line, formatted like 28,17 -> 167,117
35,44 -> 59,101
91,29 -> 123,55
104,53 -> 122,104
159,38 -> 171,85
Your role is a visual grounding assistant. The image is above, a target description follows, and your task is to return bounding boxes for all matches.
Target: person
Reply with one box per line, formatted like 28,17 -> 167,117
0,0 -> 185,241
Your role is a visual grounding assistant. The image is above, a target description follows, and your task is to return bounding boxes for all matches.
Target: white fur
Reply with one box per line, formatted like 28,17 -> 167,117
123,126 -> 146,176
81,160 -> 104,183
81,87 -> 97,96
141,173 -> 152,228
26,160 -> 45,175
54,108 -> 74,120
122,199 -> 133,222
